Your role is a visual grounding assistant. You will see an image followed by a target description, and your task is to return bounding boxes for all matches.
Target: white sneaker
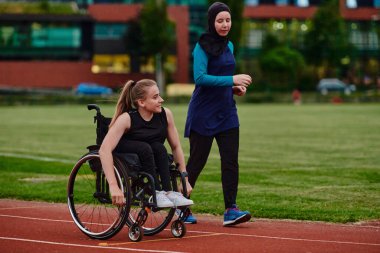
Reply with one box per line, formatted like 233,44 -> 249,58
152,191 -> 174,208
166,191 -> 194,207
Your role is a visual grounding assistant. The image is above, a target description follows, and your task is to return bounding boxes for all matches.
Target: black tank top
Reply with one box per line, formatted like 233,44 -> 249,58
121,108 -> 168,144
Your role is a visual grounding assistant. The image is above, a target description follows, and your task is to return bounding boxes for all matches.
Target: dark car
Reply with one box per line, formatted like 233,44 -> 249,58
75,82 -> 113,95
317,78 -> 356,95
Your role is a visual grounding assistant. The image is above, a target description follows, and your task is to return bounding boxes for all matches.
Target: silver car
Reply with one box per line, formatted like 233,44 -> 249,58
317,78 -> 356,95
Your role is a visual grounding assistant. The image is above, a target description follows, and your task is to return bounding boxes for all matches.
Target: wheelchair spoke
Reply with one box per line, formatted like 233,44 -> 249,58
68,153 -> 130,239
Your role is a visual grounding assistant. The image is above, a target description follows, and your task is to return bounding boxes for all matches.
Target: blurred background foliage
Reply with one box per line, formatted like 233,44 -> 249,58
0,0 -> 379,101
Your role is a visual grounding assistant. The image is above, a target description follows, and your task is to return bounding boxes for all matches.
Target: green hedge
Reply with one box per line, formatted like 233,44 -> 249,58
0,2 -> 81,15
1,91 -> 379,106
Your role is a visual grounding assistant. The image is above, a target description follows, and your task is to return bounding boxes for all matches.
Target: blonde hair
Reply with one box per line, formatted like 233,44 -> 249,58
109,79 -> 157,128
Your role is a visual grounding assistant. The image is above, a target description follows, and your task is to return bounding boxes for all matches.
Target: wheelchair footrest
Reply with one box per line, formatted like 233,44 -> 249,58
176,207 -> 191,222
135,208 -> 148,227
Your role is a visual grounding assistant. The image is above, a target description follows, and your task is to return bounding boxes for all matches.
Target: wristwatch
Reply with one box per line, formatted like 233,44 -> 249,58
181,171 -> 189,177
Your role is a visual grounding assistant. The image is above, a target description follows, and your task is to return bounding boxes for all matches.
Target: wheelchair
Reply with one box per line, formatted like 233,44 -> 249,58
67,104 -> 191,242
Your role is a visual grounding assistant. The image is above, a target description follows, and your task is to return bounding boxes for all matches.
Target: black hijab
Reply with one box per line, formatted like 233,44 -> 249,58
198,2 -> 231,57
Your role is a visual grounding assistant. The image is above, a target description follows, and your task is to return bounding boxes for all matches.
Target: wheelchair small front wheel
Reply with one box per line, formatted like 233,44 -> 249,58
171,220 -> 186,238
129,224 -> 143,242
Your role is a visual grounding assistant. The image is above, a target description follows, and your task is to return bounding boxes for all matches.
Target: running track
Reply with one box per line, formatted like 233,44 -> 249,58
0,199 -> 379,253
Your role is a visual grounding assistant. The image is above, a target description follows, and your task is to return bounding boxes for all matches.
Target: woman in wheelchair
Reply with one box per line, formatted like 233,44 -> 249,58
99,79 -> 193,208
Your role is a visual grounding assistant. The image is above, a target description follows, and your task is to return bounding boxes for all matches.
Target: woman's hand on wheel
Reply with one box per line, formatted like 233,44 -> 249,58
233,74 -> 252,87
109,185 -> 126,206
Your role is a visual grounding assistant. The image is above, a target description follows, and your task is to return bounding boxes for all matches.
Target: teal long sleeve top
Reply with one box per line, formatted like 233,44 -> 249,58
193,42 -> 234,87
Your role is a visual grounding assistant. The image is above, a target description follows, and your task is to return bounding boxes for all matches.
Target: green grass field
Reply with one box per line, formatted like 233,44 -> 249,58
0,104 -> 379,222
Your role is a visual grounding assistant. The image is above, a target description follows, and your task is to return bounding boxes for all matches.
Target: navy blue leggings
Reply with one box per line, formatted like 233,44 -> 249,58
186,128 -> 239,209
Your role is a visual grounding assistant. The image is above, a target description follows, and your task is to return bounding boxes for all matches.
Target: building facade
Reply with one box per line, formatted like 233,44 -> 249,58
0,0 -> 379,89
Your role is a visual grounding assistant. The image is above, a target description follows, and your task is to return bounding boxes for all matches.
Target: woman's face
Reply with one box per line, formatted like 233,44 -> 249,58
140,85 -> 164,113
214,11 -> 231,37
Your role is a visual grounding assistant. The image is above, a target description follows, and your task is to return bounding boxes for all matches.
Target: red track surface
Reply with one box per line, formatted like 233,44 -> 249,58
0,199 -> 379,253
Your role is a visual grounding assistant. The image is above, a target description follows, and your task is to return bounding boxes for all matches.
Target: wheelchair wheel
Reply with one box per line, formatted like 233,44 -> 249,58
171,220 -> 186,238
128,224 -> 143,242
67,152 -> 131,240
127,205 -> 175,236
125,172 -> 176,236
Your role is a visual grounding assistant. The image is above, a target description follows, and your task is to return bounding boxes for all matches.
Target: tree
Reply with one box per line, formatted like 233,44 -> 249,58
139,0 -> 175,95
259,33 -> 306,91
303,0 -> 350,77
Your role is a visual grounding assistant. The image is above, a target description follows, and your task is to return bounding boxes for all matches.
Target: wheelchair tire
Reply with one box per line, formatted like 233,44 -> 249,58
67,152 -> 131,240
127,206 -> 176,236
128,224 -> 143,242
171,220 -> 186,238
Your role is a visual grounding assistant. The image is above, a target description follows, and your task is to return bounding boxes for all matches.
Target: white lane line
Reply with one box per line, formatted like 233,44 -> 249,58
0,152 -> 258,164
0,152 -> 74,164
1,214 -> 379,247
181,230 -> 380,247
0,206 -> 53,211
0,214 -> 73,223
0,236 -> 186,253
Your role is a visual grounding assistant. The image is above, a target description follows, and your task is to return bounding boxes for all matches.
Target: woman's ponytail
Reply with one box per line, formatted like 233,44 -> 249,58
109,79 -> 157,128
109,80 -> 135,128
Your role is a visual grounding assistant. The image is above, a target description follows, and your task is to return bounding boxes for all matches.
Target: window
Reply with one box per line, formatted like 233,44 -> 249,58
0,23 -> 81,49
188,0 -> 208,4
276,0 -> 289,5
245,0 -> 259,5
309,0 -> 321,5
349,30 -> 379,50
94,23 -> 127,40
346,0 -> 357,8
346,0 -> 379,7
247,30 -> 264,49
92,54 -> 130,74
296,0 -> 309,7
357,0 -> 374,7
0,22 -> 87,60
31,26 -> 81,48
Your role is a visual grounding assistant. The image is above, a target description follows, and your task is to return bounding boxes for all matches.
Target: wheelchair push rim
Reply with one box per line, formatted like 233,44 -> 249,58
67,153 -> 131,239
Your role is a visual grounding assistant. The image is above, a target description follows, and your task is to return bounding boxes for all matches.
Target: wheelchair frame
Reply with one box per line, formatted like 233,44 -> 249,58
67,104 -> 190,242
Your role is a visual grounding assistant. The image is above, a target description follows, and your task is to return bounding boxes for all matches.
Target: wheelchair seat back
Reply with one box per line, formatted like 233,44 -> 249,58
90,104 -> 177,176
92,108 -> 142,177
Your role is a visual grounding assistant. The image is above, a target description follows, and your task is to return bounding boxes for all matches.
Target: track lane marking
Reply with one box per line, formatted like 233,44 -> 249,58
1,212 -> 379,230
99,233 -> 224,246
1,213 -> 379,247
183,230 -> 380,247
0,152 -> 75,163
0,214 -> 73,223
0,206 -> 53,211
0,236 -> 186,253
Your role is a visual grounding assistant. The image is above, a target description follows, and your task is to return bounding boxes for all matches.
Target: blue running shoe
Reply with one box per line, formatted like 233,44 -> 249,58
223,204 -> 251,226
176,209 -> 197,224
184,213 -> 197,224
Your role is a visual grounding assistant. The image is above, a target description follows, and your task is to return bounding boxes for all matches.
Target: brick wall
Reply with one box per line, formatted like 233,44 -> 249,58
0,61 -> 153,89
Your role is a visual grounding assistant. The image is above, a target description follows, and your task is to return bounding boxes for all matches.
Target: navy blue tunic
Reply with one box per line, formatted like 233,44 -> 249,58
185,42 -> 239,137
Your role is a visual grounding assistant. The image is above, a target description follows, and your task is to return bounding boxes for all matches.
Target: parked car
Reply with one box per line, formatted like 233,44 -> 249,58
75,82 -> 112,95
317,78 -> 356,95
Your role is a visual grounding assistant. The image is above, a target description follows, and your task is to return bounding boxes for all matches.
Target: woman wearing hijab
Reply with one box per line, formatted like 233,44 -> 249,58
184,2 -> 252,226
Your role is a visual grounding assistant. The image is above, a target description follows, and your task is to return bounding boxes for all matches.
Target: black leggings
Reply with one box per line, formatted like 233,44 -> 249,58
115,140 -> 172,191
186,128 -> 239,209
